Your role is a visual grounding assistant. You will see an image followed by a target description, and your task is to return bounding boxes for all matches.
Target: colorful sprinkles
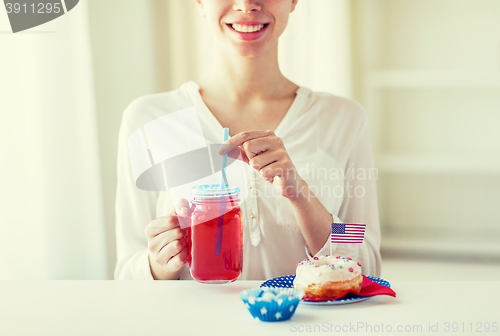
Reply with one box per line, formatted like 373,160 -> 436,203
296,255 -> 361,272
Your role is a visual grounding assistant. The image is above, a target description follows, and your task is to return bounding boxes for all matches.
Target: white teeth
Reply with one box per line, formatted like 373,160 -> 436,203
231,24 -> 265,33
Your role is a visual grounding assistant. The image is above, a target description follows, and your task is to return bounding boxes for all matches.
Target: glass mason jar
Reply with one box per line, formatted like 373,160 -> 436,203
187,185 -> 243,284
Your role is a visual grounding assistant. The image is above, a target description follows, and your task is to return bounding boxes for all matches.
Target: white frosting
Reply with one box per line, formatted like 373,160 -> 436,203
293,255 -> 362,288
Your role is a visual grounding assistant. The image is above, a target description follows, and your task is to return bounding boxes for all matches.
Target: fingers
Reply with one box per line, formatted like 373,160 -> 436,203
259,161 -> 285,182
219,130 -> 274,155
174,198 -> 191,218
146,214 -> 189,273
173,198 -> 192,228
249,148 -> 284,171
164,247 -> 188,273
251,150 -> 295,183
217,130 -> 292,183
145,215 -> 180,239
153,238 -> 187,272
226,145 -> 249,164
148,226 -> 185,252
242,137 -> 273,160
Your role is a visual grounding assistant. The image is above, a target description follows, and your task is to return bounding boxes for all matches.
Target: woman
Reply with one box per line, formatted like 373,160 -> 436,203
115,0 -> 381,280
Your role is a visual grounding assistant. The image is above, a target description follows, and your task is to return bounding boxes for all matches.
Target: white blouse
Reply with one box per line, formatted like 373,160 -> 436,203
114,81 -> 381,280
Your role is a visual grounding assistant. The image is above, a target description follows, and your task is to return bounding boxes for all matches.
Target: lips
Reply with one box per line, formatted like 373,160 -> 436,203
226,22 -> 270,41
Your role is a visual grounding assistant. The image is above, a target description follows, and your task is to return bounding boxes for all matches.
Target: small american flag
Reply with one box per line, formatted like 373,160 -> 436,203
331,223 -> 366,244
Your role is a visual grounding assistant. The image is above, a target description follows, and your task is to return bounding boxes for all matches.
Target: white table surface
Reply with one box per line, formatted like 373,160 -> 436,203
1,280 -> 498,336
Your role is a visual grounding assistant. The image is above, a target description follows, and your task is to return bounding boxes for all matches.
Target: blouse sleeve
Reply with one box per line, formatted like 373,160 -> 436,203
114,102 -> 158,280
305,112 -> 382,277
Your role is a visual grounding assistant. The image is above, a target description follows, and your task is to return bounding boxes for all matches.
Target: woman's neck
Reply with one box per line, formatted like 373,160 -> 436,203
198,43 -> 297,102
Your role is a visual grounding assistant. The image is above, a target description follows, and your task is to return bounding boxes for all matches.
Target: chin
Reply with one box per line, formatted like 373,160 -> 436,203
233,48 -> 265,58
229,42 -> 272,58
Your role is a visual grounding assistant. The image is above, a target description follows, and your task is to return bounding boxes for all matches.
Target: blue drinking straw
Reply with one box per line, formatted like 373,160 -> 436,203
215,127 -> 230,256
220,127 -> 229,189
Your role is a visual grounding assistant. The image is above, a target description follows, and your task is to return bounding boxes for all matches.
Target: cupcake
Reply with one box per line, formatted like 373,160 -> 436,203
239,287 -> 305,322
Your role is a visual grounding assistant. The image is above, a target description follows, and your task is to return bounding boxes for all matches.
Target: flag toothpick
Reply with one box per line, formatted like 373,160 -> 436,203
330,223 -> 366,247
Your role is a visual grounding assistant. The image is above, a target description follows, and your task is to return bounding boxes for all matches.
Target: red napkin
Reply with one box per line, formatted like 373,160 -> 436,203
303,275 -> 396,302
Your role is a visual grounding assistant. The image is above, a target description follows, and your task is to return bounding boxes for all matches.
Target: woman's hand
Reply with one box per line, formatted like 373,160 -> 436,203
219,130 -> 306,199
219,130 -> 332,255
145,199 -> 191,279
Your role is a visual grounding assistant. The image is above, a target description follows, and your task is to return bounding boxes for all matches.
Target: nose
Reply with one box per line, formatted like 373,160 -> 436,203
233,0 -> 262,13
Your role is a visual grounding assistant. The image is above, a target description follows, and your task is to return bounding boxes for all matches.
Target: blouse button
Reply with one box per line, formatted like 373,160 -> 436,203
248,185 -> 252,189
249,213 -> 255,219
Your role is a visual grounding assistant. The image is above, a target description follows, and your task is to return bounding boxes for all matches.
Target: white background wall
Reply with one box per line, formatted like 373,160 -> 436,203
0,0 -> 107,279
87,0 -> 160,278
351,0 -> 500,262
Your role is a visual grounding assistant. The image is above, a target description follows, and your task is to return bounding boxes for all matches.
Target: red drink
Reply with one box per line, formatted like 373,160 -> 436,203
187,185 -> 243,284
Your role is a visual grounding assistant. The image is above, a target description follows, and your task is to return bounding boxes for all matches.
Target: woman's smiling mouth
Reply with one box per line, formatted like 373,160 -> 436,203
226,22 -> 270,41
229,23 -> 267,33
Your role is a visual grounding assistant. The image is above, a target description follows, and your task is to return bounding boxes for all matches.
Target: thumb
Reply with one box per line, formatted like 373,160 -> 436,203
174,198 -> 191,218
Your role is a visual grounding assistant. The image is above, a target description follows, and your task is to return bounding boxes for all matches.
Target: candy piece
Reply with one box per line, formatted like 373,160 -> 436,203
357,262 -> 362,267
348,267 -> 354,272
